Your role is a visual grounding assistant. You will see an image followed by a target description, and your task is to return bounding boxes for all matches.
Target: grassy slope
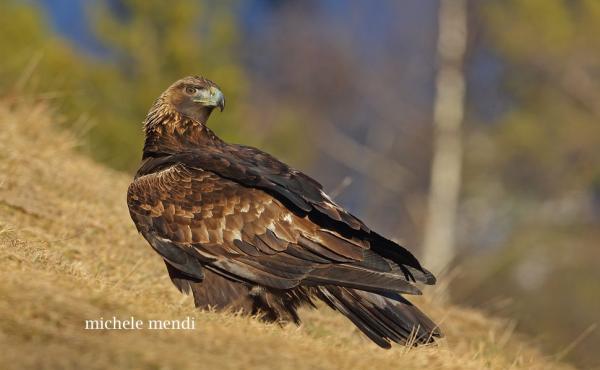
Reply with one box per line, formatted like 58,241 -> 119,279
0,100 -> 573,370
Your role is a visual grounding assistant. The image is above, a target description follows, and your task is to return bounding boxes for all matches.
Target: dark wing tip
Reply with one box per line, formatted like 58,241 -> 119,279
318,287 -> 442,348
422,268 -> 437,285
405,265 -> 437,285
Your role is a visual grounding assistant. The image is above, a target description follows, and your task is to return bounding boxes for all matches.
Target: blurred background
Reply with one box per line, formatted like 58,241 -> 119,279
0,0 -> 598,368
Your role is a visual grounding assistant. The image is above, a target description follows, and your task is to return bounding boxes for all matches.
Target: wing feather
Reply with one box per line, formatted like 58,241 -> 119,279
134,148 -> 434,285
127,163 -> 427,297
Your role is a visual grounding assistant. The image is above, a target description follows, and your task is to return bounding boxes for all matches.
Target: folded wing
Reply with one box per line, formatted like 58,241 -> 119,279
128,164 -> 427,296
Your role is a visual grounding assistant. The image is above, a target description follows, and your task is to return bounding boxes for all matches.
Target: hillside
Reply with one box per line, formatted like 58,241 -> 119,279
0,100 -> 573,370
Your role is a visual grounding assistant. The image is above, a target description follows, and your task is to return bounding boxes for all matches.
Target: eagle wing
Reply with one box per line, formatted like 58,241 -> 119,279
134,145 -> 435,286
128,163 -> 424,295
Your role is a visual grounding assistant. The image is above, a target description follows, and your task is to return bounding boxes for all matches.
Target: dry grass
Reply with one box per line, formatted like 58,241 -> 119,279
0,99 -> 574,370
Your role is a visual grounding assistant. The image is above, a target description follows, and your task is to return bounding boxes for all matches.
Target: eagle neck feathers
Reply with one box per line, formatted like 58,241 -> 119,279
142,96 -> 223,160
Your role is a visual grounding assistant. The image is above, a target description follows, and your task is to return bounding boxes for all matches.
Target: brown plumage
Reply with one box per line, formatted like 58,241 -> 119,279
127,76 -> 442,347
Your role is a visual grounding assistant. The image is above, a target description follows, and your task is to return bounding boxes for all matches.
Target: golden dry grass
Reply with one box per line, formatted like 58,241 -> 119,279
0,99 -> 575,370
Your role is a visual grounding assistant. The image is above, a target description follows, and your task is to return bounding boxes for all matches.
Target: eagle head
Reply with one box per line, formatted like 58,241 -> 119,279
158,75 -> 225,124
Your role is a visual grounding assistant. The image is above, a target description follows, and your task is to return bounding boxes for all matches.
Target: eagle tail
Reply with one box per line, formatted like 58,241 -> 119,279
317,286 -> 442,348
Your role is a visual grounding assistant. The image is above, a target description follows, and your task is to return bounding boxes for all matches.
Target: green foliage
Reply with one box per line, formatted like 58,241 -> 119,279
0,0 -> 252,171
0,2 -> 90,111
481,0 -> 600,198
457,2 -> 600,368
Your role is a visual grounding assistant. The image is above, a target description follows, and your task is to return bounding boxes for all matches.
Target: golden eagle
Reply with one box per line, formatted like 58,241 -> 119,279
127,76 -> 442,347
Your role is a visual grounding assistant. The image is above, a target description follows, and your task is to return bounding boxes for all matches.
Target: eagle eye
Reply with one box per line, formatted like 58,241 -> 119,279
185,86 -> 198,95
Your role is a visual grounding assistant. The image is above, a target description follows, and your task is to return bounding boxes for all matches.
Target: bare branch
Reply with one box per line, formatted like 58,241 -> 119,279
315,122 -> 413,193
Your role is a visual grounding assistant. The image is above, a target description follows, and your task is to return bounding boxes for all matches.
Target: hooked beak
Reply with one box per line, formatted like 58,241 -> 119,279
193,86 -> 225,111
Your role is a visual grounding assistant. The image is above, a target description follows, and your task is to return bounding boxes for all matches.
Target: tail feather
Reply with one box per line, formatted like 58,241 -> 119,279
317,286 -> 442,348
